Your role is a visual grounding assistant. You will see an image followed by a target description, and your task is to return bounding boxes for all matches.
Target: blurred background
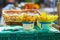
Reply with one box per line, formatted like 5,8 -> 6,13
0,0 -> 58,21
0,0 -> 57,8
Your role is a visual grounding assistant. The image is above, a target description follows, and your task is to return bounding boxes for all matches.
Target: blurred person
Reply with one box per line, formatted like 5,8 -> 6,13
6,0 -> 25,4
7,0 -> 16,4
44,0 -> 50,7
2,0 -> 26,10
2,0 -> 16,10
40,4 -> 46,8
50,0 -> 56,7
44,0 -> 56,7
40,4 -> 46,12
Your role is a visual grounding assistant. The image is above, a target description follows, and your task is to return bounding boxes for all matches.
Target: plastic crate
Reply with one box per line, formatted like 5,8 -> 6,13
16,30 -> 38,40
0,32 -> 60,40
0,37 -> 9,40
0,32 -> 11,40
0,25 -> 59,40
37,32 -> 60,40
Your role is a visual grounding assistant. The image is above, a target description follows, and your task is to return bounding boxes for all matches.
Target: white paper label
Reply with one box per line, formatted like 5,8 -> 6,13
23,23 -> 34,30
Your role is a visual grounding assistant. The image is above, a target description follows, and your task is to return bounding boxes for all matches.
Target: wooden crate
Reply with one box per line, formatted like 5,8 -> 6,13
57,2 -> 60,25
52,24 -> 60,31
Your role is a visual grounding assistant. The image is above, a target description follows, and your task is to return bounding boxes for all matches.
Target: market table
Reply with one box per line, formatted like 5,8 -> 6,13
0,25 -> 60,40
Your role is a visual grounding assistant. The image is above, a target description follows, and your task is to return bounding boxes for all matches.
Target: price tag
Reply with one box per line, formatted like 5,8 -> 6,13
23,23 -> 34,30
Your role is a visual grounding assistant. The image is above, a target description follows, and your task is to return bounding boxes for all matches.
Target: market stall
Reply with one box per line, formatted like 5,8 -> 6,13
0,1 -> 60,40
0,25 -> 59,40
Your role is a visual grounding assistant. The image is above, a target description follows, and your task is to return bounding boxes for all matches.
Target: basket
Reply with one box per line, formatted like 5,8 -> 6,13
2,10 -> 23,25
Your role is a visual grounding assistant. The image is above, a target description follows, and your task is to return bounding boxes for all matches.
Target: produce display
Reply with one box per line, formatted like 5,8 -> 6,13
3,15 -> 23,22
2,10 -> 58,30
3,10 -> 58,24
37,12 -> 58,22
3,10 -> 22,25
2,10 -> 37,25
24,3 -> 40,9
37,12 -> 58,29
22,13 -> 36,22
